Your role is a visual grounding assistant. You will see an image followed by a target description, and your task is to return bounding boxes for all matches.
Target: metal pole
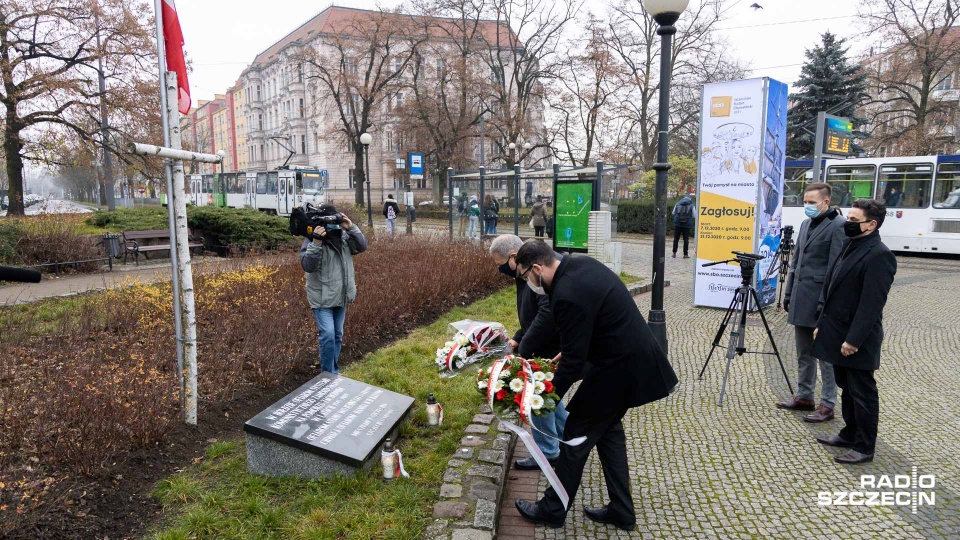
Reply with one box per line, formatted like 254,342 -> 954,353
812,111 -> 826,182
95,9 -> 115,211
447,168 -> 454,239
479,165 -> 486,238
364,144 -> 373,228
154,0 -> 186,421
514,164 -> 520,235
479,107 -> 485,167
594,161 -> 603,211
649,18 -> 677,357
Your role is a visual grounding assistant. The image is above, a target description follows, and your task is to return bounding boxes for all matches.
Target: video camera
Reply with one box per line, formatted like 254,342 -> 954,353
289,203 -> 343,239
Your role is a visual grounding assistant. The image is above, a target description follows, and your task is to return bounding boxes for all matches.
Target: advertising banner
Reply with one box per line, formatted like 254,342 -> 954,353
554,181 -> 593,252
694,78 -> 787,308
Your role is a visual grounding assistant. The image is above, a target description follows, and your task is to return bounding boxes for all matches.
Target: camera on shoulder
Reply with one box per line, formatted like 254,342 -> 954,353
290,203 -> 343,239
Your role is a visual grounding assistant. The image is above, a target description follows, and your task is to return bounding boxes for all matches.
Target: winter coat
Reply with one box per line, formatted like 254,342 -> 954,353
530,202 -> 547,227
299,224 -> 368,309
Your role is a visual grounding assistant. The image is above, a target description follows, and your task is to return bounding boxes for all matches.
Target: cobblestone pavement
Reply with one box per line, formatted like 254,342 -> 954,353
517,242 -> 960,539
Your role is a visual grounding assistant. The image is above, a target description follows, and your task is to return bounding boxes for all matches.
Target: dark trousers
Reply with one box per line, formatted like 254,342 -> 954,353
539,406 -> 634,522
672,225 -> 691,255
833,365 -> 879,455
534,226 -> 545,237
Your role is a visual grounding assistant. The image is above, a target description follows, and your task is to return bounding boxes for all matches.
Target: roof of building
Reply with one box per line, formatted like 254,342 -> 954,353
244,6 -> 518,73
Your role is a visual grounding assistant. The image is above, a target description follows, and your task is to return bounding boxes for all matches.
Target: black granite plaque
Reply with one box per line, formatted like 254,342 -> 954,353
243,373 -> 415,468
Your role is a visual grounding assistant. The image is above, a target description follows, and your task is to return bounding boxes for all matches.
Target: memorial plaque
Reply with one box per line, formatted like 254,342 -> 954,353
244,373 -> 414,478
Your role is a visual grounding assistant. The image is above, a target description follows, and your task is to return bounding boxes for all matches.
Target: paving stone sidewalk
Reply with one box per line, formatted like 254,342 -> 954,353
500,245 -> 960,539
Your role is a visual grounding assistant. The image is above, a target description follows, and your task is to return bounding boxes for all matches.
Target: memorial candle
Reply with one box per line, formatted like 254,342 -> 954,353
382,438 -> 396,480
426,393 -> 442,426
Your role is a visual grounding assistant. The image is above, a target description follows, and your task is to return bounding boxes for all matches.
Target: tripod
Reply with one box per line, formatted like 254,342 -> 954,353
773,225 -> 794,312
698,253 -> 794,407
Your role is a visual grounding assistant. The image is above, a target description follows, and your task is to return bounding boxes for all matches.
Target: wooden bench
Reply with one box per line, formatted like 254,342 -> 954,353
122,230 -> 204,265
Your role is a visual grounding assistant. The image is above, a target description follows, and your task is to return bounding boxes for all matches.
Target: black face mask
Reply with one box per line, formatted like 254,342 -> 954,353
498,261 -> 515,278
844,220 -> 867,237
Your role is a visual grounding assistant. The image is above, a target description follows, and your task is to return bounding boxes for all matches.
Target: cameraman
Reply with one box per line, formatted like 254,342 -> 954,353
300,204 -> 368,373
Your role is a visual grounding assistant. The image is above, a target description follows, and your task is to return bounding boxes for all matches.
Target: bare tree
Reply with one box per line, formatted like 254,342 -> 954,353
603,0 -> 746,168
298,9 -> 426,205
481,0 -> 578,194
859,0 -> 960,155
0,0 -> 158,216
549,15 -> 625,168
400,0 -> 494,200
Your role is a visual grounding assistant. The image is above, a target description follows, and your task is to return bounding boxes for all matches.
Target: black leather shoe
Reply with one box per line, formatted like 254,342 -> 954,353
514,456 -> 557,470
515,499 -> 564,528
816,434 -> 855,448
835,450 -> 874,464
584,506 -> 636,531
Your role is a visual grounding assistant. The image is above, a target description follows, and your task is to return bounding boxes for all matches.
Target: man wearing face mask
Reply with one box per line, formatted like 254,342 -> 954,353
777,183 -> 847,422
812,199 -> 896,464
512,240 -> 678,531
300,204 -> 368,374
489,235 -> 569,470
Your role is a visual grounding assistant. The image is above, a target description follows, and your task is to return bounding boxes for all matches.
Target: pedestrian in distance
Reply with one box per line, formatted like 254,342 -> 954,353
513,240 -> 678,531
530,196 -> 548,237
299,204 -> 368,374
778,182 -> 846,422
812,199 -> 897,464
467,195 -> 481,240
457,193 -> 468,237
382,194 -> 400,238
489,235 -> 571,469
672,193 -> 695,258
484,194 -> 499,235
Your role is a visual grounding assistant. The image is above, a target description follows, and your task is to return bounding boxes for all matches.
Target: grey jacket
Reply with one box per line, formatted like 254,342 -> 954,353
299,224 -> 368,309
784,210 -> 846,327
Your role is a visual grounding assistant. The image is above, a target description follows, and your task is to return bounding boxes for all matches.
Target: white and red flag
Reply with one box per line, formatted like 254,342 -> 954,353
161,0 -> 191,114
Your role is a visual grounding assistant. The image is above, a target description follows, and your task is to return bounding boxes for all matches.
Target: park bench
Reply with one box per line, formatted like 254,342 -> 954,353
122,229 -> 204,265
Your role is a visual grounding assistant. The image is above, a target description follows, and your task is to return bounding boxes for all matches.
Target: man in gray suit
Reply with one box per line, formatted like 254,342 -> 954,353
777,182 -> 846,422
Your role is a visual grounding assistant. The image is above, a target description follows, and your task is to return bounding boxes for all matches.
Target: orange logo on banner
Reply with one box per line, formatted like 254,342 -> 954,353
696,190 -> 756,263
710,96 -> 732,117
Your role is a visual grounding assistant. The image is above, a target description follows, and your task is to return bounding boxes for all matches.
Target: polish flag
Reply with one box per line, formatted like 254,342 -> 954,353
161,0 -> 191,114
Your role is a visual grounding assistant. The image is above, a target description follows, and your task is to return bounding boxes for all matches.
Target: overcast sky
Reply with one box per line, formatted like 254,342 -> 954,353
175,0 -> 864,102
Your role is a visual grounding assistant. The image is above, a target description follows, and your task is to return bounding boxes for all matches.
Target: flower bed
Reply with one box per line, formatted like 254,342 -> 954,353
0,235 -> 505,537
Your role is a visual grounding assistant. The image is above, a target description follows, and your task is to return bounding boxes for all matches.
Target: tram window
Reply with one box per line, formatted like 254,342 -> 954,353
203,177 -> 212,193
301,173 -> 321,192
783,167 -> 811,207
267,173 -> 278,194
256,173 -> 267,194
288,180 -> 294,195
933,163 -> 960,209
825,165 -> 875,207
878,163 -> 933,208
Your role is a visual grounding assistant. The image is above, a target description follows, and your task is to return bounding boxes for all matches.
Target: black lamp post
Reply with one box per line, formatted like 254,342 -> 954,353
642,0 -> 689,356
360,132 -> 373,228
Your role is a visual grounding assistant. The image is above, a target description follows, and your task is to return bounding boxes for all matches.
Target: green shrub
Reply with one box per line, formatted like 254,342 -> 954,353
86,206 -> 297,249
616,198 -> 684,234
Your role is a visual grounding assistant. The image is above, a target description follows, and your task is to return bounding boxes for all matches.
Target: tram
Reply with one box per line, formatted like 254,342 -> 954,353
782,154 -> 960,254
175,168 -> 326,216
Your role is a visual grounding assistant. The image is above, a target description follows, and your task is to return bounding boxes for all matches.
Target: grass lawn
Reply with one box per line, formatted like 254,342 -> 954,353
147,286 -> 519,540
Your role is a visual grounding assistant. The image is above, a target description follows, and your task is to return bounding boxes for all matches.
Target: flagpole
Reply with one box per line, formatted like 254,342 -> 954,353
154,0 -> 187,423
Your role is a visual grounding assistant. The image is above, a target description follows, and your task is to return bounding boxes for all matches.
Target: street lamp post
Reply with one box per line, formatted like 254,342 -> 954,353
360,132 -> 373,228
642,0 -> 689,357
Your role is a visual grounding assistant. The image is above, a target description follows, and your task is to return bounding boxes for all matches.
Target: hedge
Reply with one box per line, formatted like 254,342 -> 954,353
616,198 -> 686,234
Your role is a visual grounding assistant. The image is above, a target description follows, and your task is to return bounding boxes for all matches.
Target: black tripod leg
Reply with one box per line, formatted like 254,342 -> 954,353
718,289 -> 747,407
699,292 -> 740,380
750,287 -> 794,395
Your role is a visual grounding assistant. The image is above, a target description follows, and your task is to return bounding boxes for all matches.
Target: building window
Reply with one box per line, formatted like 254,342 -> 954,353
347,138 -> 355,153
315,133 -> 320,153
395,92 -> 404,107
301,135 -> 306,154
348,168 -> 356,189
437,58 -> 446,78
934,73 -> 954,91
256,85 -> 261,101
386,131 -> 393,153
299,98 -> 304,118
258,114 -> 263,130
259,144 -> 264,161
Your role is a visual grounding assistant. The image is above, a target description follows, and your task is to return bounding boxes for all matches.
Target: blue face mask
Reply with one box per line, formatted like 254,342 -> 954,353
803,203 -> 821,218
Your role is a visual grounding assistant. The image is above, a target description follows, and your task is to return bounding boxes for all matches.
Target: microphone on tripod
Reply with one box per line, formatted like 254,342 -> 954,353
0,266 -> 42,283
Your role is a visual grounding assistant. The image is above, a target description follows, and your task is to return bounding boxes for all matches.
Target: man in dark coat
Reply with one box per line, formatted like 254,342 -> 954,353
513,240 -> 678,530
778,183 -> 846,422
812,199 -> 897,465
489,235 -> 568,469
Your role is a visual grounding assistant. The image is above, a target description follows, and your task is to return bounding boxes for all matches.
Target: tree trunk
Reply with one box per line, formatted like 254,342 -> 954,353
355,148 -> 365,206
3,117 -> 25,216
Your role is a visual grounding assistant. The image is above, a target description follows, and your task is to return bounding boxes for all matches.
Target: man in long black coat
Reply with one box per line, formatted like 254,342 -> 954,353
513,240 -> 678,530
812,199 -> 897,464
